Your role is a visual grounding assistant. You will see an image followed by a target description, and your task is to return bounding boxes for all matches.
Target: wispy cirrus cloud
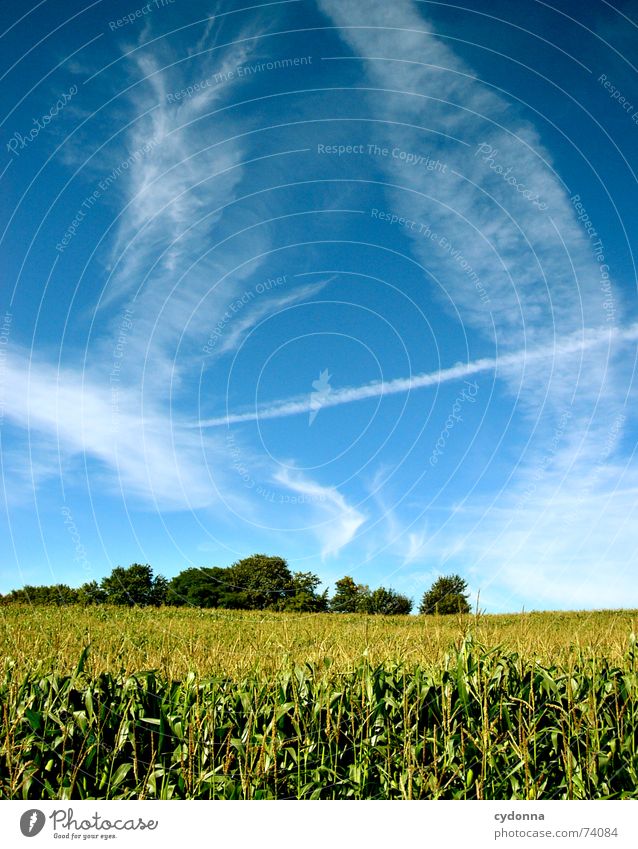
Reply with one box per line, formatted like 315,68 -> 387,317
96,18 -> 273,388
1,347 -> 220,510
316,0 -> 622,391
427,463 -> 638,611
206,278 -> 333,359
3,12 -> 333,519
312,0 -> 636,602
274,467 -> 366,557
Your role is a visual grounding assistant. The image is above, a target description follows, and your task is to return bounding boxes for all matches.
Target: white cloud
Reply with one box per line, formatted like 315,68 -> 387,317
274,467 -> 366,557
208,279 -> 333,359
310,0 -> 638,608
403,530 -> 429,564
96,23 -> 271,390
447,473 -> 638,610
316,0 -> 623,411
1,348 -> 220,511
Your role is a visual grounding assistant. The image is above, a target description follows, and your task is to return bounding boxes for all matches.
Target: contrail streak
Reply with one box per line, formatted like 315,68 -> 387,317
195,323 -> 638,428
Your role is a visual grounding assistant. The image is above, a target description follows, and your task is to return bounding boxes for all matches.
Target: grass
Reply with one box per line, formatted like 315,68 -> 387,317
0,606 -> 637,799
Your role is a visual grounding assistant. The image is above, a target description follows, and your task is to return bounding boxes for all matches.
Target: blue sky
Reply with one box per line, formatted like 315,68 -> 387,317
1,0 -> 637,611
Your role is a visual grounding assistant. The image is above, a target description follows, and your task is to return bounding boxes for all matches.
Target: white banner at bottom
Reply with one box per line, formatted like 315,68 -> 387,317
0,800 -> 636,849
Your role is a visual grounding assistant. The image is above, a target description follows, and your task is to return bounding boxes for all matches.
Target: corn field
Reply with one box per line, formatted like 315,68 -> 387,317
1,607 -> 637,799
2,605 -> 637,678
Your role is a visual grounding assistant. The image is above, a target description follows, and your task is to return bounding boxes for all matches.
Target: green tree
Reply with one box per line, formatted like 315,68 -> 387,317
329,576 -> 371,613
225,554 -> 294,610
419,574 -> 470,615
368,586 -> 413,615
167,567 -> 229,608
279,571 -> 329,612
52,584 -> 80,604
100,563 -> 166,606
77,581 -> 107,605
150,574 -> 169,606
0,584 -> 79,604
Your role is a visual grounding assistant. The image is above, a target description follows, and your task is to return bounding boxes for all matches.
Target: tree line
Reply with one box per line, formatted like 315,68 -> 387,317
0,554 -> 471,615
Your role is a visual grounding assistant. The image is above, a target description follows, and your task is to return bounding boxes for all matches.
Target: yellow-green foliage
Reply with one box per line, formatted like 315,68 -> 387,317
1,606 -> 636,678
1,607 -> 637,800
